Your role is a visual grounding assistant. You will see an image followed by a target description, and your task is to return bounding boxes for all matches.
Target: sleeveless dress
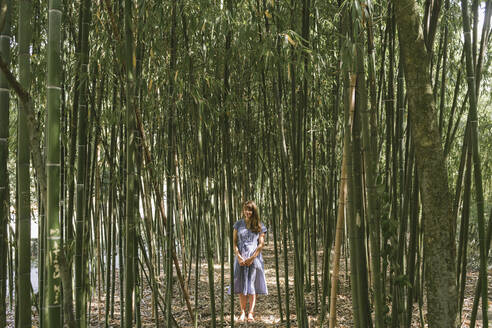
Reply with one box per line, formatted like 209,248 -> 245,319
230,219 -> 268,295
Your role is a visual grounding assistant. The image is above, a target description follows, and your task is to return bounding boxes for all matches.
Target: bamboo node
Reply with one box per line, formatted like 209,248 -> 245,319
48,9 -> 62,15
47,85 -> 62,90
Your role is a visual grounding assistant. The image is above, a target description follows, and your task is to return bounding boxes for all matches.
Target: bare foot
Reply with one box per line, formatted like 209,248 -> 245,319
247,312 -> 255,322
239,311 -> 246,322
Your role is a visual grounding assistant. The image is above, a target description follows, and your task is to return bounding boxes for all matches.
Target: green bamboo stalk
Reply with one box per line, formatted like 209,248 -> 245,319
267,138 -> 284,323
328,122 -> 348,328
385,6 -> 395,192
167,0 -> 177,325
454,124 -> 470,279
222,0 -> 235,325
257,0 -> 284,320
220,167 -> 226,326
118,111 -> 125,325
443,59 -> 464,157
475,1 -> 491,95
44,0 -> 63,326
139,157 -> 159,326
0,1 -> 10,326
65,0 -> 83,249
470,207 -> 492,327
286,1 -> 308,326
406,167 -> 419,326
274,21 -> 290,326
352,20 -> 371,324
124,0 -> 138,326
105,121 -> 116,328
204,196 -> 217,328
360,4 -> 384,325
279,158 -> 291,328
194,192 -> 201,328
460,0 -> 488,325
17,0 -> 32,326
392,56 -> 406,327
438,0 -> 449,137
345,73 -> 361,328
0,10 -> 50,325
75,0 -> 91,326
458,131 -> 472,318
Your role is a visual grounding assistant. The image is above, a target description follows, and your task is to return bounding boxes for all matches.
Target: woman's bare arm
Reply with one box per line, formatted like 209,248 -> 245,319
233,229 -> 245,265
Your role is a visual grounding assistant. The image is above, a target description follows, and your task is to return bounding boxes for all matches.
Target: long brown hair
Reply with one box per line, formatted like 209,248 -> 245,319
243,200 -> 261,233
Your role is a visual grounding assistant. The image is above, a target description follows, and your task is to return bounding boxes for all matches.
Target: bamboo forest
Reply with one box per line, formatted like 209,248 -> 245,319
1,0 -> 492,327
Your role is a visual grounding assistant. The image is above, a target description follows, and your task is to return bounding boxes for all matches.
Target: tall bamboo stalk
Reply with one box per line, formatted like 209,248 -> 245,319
124,0 -> 137,325
438,0 -> 449,137
75,0 -> 91,326
345,72 -> 362,328
406,167 -> 419,327
0,1 -> 10,326
166,2 -> 177,325
105,124 -> 116,327
469,208 -> 492,327
328,74 -> 354,328
44,0 -> 63,325
460,0 -> 488,325
223,0 -> 235,325
360,4 -> 384,324
351,20 -> 371,324
17,0 -> 32,326
457,131 -> 472,317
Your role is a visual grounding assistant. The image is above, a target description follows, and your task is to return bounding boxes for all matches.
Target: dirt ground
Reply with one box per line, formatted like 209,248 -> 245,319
5,243 -> 492,327
90,243 -> 492,327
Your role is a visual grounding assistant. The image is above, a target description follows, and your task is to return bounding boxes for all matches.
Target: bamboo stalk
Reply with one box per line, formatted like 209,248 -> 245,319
460,0 -> 488,324
44,0 -> 63,325
17,0 -> 31,325
328,75 -> 354,328
0,2 -> 10,326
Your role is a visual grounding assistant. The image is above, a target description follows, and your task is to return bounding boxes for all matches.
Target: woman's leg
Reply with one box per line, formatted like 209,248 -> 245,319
247,294 -> 256,321
239,294 -> 248,321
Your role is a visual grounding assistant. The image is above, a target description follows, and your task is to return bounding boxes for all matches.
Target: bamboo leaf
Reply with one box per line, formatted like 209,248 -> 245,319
284,33 -> 297,47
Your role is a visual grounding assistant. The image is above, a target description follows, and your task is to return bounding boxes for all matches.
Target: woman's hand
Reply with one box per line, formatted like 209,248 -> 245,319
243,256 -> 255,266
237,254 -> 246,266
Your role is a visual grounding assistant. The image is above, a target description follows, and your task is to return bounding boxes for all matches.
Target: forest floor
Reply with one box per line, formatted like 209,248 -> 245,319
89,242 -> 492,327
5,242 -> 492,327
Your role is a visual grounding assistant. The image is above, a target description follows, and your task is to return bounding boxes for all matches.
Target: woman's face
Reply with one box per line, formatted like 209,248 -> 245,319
244,207 -> 253,219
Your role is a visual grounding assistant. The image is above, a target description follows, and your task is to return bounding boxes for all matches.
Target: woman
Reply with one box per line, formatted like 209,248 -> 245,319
231,200 -> 268,322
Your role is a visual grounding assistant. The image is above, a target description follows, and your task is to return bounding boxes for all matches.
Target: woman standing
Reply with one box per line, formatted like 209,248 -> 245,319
231,200 -> 268,322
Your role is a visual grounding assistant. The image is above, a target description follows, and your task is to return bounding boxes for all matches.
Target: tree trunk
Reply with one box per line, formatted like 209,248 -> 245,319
394,0 -> 457,326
